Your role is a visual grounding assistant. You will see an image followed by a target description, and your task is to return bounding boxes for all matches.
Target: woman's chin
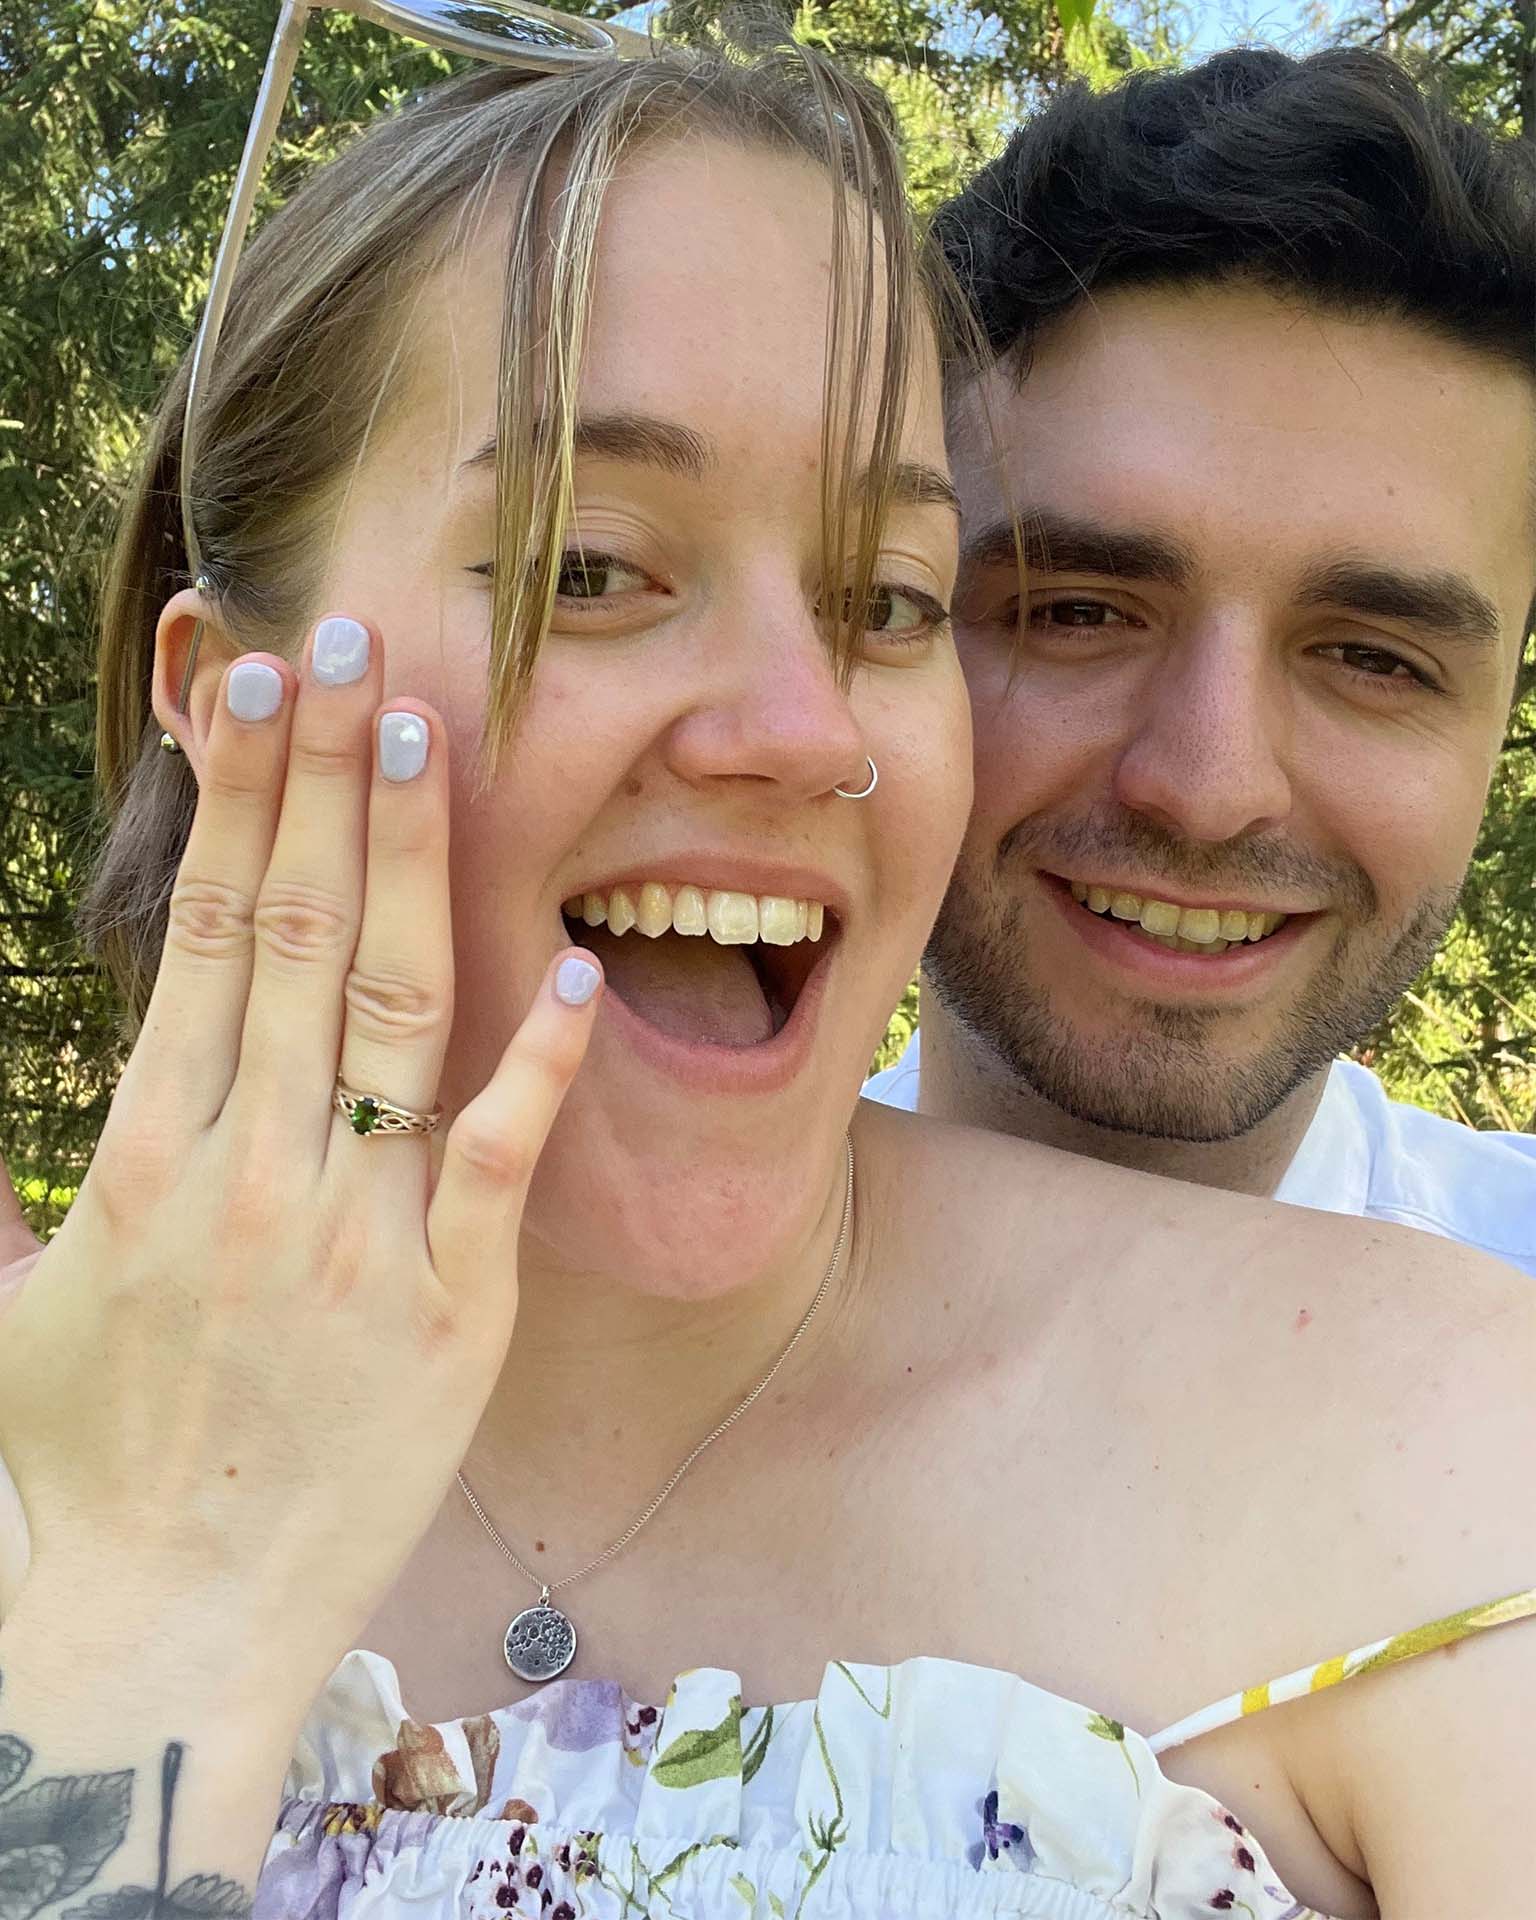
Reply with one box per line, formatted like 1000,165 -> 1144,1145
518,1067 -> 861,1298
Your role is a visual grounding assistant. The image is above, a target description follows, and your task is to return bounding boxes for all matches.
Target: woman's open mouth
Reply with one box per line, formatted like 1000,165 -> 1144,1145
562,880 -> 839,1050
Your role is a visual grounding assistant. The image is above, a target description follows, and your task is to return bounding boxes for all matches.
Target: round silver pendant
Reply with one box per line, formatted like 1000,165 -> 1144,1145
504,1602 -> 577,1683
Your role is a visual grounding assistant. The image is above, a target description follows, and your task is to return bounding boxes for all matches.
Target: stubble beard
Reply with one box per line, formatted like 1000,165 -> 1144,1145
924,839 -> 1459,1145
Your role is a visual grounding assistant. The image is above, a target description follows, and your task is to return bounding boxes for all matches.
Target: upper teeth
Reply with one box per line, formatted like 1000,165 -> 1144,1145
564,883 -> 826,946
1070,881 -> 1286,950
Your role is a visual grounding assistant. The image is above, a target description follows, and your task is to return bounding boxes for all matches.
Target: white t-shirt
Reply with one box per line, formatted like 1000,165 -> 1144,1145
863,1031 -> 1536,1278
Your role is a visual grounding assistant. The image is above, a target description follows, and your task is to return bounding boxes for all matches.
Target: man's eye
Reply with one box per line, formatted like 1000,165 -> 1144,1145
554,552 -> 646,600
1323,643 -> 1428,685
1028,598 -> 1127,629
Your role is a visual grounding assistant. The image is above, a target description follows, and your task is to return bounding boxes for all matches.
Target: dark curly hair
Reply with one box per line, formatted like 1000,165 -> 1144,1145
935,46 -> 1536,381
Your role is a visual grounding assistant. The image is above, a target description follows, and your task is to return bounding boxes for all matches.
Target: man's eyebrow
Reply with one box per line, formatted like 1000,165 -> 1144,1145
460,411 -> 715,479
1294,558 -> 1503,649
959,510 -> 1195,586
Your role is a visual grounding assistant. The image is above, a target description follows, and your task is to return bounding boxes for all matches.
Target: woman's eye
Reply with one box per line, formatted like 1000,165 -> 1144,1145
840,579 -> 948,648
554,552 -> 646,601
1028,598 -> 1129,629
870,585 -> 945,635
464,553 -> 649,601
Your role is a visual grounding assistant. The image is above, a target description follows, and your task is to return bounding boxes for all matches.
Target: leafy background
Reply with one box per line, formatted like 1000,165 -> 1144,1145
3,0 -> 1532,1231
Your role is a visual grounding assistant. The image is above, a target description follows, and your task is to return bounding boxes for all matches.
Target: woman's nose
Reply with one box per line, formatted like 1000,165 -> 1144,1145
661,617 -> 871,804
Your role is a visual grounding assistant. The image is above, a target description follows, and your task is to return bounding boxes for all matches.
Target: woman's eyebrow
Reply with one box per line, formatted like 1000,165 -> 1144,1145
459,412 -> 714,479
457,419 -> 958,511
888,463 -> 961,513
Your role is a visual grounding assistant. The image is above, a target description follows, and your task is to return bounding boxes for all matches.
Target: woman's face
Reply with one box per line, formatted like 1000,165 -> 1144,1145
313,136 -> 971,1294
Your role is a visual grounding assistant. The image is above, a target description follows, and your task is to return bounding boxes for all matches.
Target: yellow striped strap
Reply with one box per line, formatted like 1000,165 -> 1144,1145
1147,1587 -> 1536,1756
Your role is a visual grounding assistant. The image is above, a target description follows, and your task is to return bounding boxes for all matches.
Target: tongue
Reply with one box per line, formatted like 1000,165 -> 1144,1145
581,926 -> 774,1046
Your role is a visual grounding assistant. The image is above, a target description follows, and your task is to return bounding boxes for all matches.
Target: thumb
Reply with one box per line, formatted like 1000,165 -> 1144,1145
426,948 -> 603,1291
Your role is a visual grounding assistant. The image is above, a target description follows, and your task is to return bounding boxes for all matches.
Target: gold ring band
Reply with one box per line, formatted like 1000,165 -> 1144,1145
333,1079 -> 442,1138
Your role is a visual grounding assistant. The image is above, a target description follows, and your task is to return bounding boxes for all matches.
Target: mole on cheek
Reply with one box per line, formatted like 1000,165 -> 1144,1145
623,775 -> 642,799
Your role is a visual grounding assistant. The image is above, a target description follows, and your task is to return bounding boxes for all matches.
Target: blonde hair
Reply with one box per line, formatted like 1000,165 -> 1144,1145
81,40 -> 966,1026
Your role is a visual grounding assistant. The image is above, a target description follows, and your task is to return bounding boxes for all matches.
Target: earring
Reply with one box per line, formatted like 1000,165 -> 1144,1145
159,731 -> 182,754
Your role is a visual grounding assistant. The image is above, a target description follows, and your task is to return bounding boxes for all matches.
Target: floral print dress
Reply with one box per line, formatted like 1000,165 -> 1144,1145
257,1589 -> 1536,1920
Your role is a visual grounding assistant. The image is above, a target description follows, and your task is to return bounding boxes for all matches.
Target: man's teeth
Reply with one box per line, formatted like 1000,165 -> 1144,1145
1069,881 -> 1287,954
564,883 -> 826,947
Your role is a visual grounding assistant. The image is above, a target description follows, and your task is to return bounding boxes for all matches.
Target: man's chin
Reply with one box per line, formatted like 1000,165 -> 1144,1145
953,1010 -> 1326,1143
923,853 -> 1462,1147
1011,1036 -> 1317,1143
923,927 -> 1398,1144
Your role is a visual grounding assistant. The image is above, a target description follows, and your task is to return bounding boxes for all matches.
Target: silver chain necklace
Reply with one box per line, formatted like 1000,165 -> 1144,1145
457,1134 -> 855,1684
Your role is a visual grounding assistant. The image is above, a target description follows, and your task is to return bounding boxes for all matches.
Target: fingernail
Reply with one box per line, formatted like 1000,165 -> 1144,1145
378,710 -> 429,782
555,956 -> 602,1006
226,660 -> 284,722
312,616 -> 371,687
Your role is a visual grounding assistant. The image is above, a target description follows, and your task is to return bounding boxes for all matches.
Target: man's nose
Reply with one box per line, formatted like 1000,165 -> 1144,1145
660,605 -> 871,804
1112,620 -> 1292,844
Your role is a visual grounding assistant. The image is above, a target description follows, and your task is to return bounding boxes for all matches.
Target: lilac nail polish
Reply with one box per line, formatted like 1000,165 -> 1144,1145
312,616 -> 371,686
378,711 -> 429,782
555,957 -> 601,1006
226,660 -> 283,722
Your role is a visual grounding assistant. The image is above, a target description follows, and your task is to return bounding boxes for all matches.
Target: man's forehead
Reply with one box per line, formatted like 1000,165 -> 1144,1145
947,285 -> 1536,634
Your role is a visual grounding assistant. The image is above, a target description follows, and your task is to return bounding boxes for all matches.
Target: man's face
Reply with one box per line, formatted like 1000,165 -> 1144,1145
931,283 -> 1536,1141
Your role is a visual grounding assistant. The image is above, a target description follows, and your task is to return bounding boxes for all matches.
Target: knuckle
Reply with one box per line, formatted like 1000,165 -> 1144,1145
449,1119 -> 534,1190
343,964 -> 449,1041
201,763 -> 270,806
289,732 -> 361,780
90,1131 -> 181,1228
165,876 -> 255,962
309,1201 -> 367,1309
410,1275 -> 463,1353
212,1162 -> 283,1243
253,880 -> 354,966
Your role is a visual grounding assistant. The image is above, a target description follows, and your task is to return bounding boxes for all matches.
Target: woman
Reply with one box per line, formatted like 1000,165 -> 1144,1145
0,36 -> 1531,1920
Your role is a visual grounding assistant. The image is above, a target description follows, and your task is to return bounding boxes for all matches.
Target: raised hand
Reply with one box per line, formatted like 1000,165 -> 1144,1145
0,618 -> 601,1707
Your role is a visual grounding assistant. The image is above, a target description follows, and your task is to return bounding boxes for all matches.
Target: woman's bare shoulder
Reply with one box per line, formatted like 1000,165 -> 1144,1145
861,1092 -> 1536,1635
860,1090 -> 1531,1311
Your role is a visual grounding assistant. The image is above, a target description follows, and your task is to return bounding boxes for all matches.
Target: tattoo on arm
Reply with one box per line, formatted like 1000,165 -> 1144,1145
0,1668 -> 254,1920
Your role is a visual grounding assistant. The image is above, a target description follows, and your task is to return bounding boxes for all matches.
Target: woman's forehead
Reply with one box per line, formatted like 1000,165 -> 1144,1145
416,137 -> 946,476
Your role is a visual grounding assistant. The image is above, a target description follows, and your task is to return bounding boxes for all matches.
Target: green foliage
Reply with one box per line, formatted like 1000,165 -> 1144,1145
2,0 -> 1531,1239
1,3 -> 456,1220
1331,0 -> 1533,138
1357,683 -> 1536,1131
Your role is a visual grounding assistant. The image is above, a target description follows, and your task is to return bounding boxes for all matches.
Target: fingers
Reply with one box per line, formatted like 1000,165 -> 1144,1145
131,653 -> 296,1129
426,950 -> 603,1292
333,703 -> 453,1121
231,618 -> 383,1148
114,616 -> 457,1176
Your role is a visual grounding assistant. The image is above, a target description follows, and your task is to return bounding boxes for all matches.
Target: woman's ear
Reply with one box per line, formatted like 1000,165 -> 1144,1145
151,587 -> 247,774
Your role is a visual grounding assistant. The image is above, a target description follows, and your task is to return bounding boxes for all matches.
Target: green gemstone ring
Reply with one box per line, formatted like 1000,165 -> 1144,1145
332,1080 -> 442,1138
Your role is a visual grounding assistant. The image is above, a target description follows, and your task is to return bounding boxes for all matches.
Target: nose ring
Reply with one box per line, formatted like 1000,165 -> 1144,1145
833,756 -> 879,800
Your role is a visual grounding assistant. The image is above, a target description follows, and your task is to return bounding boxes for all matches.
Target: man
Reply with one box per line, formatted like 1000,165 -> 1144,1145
867,47 -> 1536,1272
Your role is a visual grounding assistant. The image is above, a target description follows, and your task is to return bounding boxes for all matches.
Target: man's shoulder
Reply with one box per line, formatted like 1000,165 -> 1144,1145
1323,1059 -> 1536,1273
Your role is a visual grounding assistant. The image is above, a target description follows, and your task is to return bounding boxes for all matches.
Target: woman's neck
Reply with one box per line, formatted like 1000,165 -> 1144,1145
460,1139 -> 864,1564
